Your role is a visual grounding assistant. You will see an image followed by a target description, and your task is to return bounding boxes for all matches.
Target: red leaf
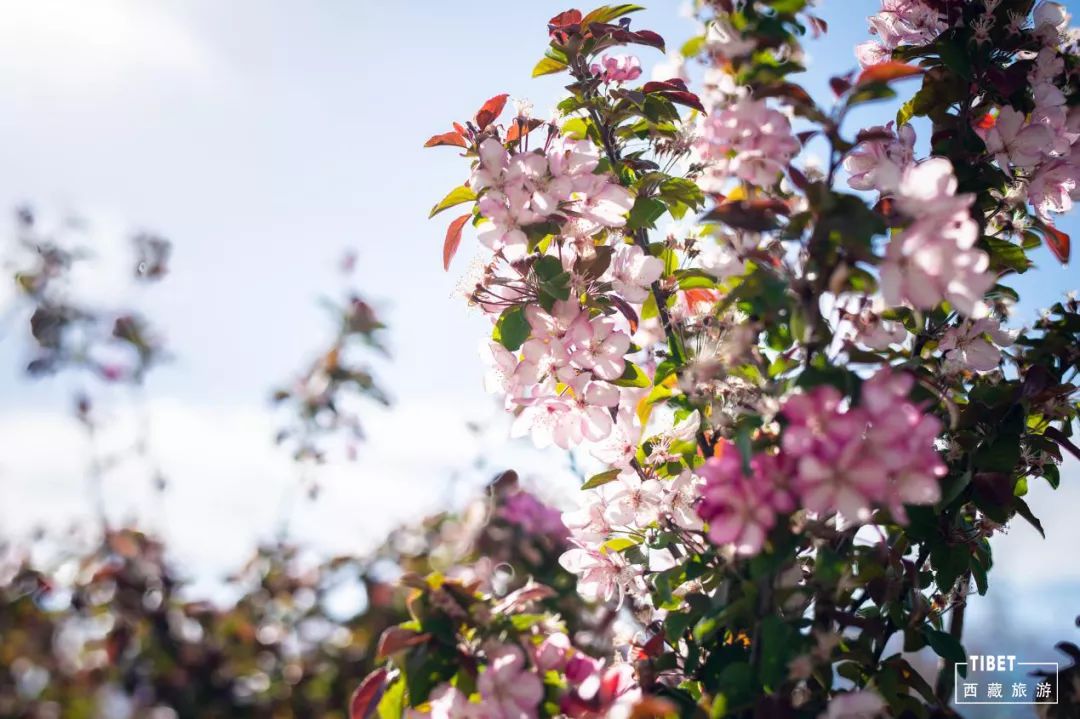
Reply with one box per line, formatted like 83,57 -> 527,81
376,627 -> 431,660
424,131 -> 467,149
702,199 -> 789,231
452,121 -> 467,135
505,117 -> 544,143
1043,223 -> 1071,264
642,79 -> 688,94
976,113 -> 996,130
443,213 -> 470,271
548,9 -> 582,31
474,93 -> 509,131
856,61 -> 923,86
829,75 -> 852,97
349,668 -> 387,719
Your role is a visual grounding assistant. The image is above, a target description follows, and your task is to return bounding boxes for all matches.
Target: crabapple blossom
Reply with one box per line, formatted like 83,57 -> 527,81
590,53 -> 642,83
695,97 -> 800,190
566,314 -> 631,380
981,106 -> 1052,175
608,243 -> 664,304
938,317 -> 1017,372
843,122 -> 915,194
605,474 -> 664,528
477,644 -> 544,719
558,542 -> 647,605
696,447 -> 792,555
882,159 -> 994,316
857,0 -> 946,66
1029,159 -> 1079,221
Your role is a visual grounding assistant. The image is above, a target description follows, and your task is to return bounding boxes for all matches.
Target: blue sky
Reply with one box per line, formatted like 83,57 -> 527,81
1,0 -> 1078,690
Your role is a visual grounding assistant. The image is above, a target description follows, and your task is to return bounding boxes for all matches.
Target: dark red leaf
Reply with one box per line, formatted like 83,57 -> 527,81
376,627 -> 431,660
659,90 -> 705,113
1043,223 -> 1070,264
349,668 -> 387,719
443,213 -> 471,271
855,127 -> 896,144
754,82 -> 815,107
856,61 -> 923,86
424,131 -> 467,149
702,199 -> 789,231
1046,426 -> 1080,461
642,79 -> 688,94
829,76 -> 852,97
474,93 -> 509,131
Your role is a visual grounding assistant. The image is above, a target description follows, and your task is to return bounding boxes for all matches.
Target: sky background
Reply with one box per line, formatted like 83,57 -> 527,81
0,1 -> 1078,710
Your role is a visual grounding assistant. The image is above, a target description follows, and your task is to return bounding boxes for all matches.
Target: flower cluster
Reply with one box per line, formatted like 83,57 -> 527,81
881,158 -> 994,316
856,0 -> 947,68
410,3 -> 1080,717
696,369 -> 946,556
590,53 -> 642,83
694,97 -> 801,190
469,136 -> 634,260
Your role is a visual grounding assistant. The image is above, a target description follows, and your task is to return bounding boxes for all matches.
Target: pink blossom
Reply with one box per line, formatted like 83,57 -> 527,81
982,107 -> 1052,174
664,470 -> 705,530
883,159 -> 994,317
533,633 -> 571,672
558,542 -> 646,604
605,474 -> 664,528
938,318 -> 1017,372
783,371 -> 945,524
697,447 -> 789,556
1029,159 -> 1079,221
1034,1 -> 1070,44
865,0 -> 946,51
590,409 -> 642,469
855,41 -> 891,68
406,684 -> 478,719
695,97 -> 800,190
590,54 -> 642,84
566,314 -> 631,381
843,122 -> 915,194
609,243 -> 664,304
477,644 -> 544,719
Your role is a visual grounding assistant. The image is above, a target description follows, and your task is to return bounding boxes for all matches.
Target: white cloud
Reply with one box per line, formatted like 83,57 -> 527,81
0,0 -> 213,93
0,395 -> 582,582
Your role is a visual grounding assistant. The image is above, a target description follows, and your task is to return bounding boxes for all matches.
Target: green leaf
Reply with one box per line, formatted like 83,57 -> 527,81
758,616 -> 794,690
429,185 -> 476,218
582,468 -> 621,490
612,361 -> 650,388
924,628 -> 965,666
1013,497 -> 1045,538
377,679 -> 407,719
493,306 -> 530,351
581,4 -> 644,26
973,438 -> 1020,473
602,536 -> 640,553
532,56 -> 568,77
626,196 -> 667,231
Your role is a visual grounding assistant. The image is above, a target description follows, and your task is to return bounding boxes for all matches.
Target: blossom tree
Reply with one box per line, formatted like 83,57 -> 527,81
356,1 -> 1080,717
